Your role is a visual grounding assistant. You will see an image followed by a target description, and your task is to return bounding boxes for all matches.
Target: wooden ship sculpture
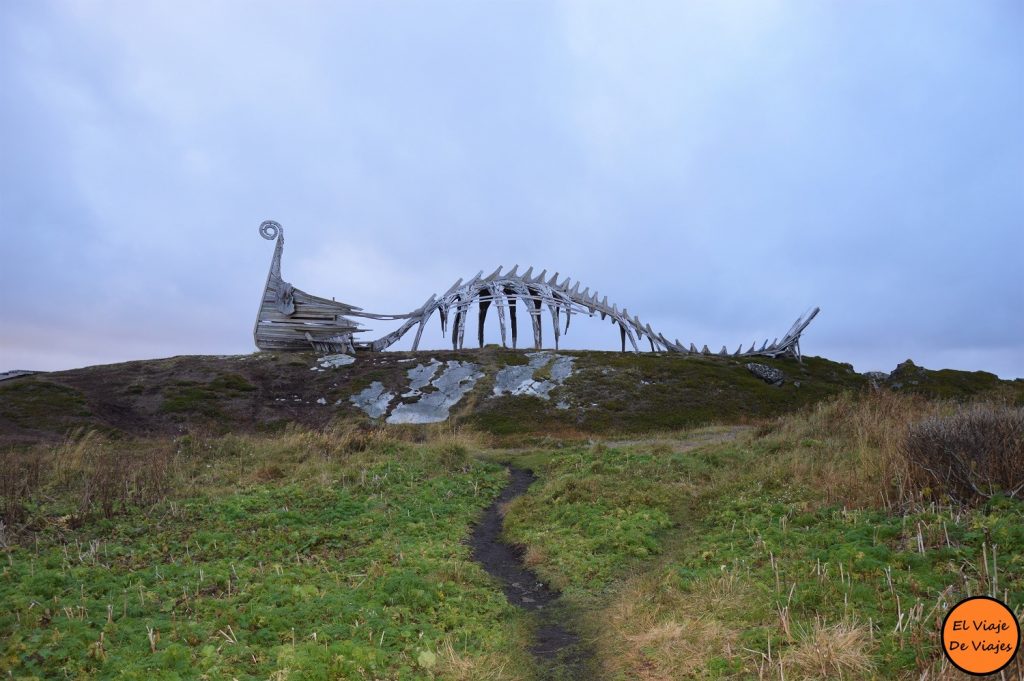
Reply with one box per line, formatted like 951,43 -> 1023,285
255,220 -> 820,360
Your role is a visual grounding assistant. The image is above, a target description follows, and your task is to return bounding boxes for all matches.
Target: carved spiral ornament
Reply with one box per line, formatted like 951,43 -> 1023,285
259,220 -> 283,240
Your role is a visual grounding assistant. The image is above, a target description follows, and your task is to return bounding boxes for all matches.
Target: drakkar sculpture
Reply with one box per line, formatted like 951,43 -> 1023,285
255,220 -> 820,360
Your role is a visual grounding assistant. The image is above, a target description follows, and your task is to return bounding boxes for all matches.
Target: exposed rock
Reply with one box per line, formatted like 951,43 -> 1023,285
863,371 -> 889,389
387,361 -> 483,424
493,352 -> 575,399
317,354 -> 356,369
349,382 -> 394,418
746,363 -> 785,386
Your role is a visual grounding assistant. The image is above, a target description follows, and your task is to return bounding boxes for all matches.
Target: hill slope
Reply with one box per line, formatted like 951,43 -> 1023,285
2,350 -> 1020,445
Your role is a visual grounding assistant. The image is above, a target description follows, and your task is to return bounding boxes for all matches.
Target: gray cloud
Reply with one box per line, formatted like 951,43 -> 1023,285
2,1 -> 1021,377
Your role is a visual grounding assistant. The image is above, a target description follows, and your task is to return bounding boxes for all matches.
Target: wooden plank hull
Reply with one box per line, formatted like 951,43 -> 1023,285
254,221 -> 362,352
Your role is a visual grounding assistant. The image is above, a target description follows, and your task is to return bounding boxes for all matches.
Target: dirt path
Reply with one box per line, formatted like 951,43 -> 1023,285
470,467 -> 593,679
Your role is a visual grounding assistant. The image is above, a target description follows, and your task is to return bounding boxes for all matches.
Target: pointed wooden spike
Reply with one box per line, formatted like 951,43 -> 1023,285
484,266 -> 502,280
734,344 -> 743,355
548,272 -> 559,286
690,343 -> 698,353
522,266 -> 534,280
701,345 -> 710,354
442,278 -> 463,296
570,281 -> 581,295
536,269 -> 547,283
507,264 -> 519,277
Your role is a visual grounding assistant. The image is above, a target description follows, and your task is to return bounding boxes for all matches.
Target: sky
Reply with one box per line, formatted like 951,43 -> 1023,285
1,1 -> 1022,378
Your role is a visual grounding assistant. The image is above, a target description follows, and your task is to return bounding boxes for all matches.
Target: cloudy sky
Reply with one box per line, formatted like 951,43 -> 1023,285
1,1 -> 1021,377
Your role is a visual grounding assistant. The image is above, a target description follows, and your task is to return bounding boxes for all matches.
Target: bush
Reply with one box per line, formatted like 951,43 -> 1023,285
0,448 -> 46,525
903,403 -> 1024,503
437,442 -> 470,471
0,430 -> 177,533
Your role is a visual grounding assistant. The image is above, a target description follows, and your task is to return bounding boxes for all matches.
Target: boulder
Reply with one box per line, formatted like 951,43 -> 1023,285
746,363 -> 785,386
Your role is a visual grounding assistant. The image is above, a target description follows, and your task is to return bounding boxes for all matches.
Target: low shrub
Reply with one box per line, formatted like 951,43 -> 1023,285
903,403 -> 1024,503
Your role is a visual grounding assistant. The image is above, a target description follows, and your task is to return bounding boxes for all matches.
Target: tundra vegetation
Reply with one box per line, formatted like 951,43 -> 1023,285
1,356 -> 1023,680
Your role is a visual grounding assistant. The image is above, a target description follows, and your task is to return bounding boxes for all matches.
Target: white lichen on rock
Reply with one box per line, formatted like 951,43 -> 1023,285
387,361 -> 483,424
349,381 -> 394,418
493,352 -> 575,400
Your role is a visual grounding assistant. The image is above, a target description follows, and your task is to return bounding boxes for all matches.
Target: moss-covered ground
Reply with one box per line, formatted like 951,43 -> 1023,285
4,383 -> 1024,679
0,431 -> 534,680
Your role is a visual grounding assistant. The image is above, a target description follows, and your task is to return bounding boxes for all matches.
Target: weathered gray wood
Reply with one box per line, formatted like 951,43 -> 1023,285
253,221 -> 362,352
254,220 -> 820,360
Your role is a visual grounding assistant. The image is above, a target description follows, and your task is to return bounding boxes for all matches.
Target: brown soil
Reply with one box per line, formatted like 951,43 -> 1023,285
469,467 -> 595,679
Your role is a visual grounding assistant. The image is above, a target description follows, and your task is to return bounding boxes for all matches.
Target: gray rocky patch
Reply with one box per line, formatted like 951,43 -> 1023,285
493,352 -> 575,399
349,381 -> 394,419
317,354 -> 356,369
746,363 -> 785,386
863,371 -> 889,389
404,360 -> 441,395
387,361 -> 483,424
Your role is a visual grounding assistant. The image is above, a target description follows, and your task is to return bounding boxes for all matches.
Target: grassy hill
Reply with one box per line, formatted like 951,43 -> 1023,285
2,351 -> 1023,679
2,350 -> 1020,446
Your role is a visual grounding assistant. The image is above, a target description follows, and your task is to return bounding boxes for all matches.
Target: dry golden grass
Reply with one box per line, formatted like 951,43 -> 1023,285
782,618 -> 873,680
754,392 -> 1024,510
433,636 -> 520,680
588,392 -> 1024,680
1,420 -> 493,535
594,567 -> 748,680
754,390 -> 941,510
522,545 -> 547,568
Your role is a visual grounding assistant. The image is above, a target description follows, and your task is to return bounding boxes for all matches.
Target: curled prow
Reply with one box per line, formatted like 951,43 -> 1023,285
259,220 -> 283,240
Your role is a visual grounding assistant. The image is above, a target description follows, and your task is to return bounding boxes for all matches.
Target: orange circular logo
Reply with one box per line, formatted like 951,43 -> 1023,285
942,596 -> 1020,675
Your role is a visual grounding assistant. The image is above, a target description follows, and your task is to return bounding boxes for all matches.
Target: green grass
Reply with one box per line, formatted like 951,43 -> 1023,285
5,388 -> 1024,679
496,397 -> 1024,679
0,433 -> 534,680
0,379 -> 92,429
468,353 -> 869,436
888,359 -> 1024,403
159,373 -> 257,417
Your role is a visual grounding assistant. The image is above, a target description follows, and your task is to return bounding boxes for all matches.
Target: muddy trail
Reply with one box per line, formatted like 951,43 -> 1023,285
470,467 -> 594,679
